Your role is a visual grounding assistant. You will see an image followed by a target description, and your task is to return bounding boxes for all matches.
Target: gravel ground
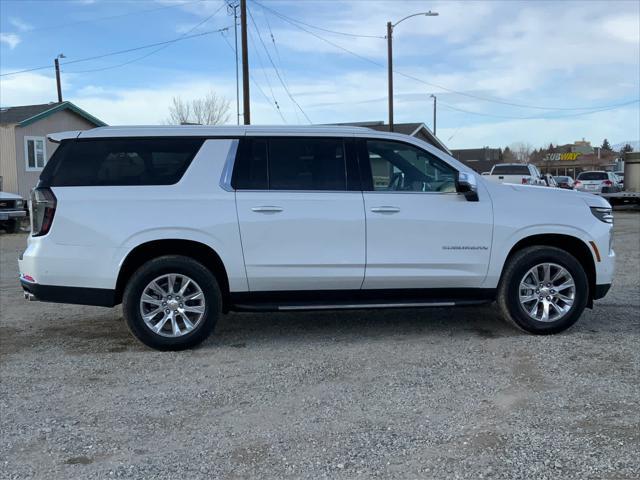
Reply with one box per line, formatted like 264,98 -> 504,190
1,213 -> 639,480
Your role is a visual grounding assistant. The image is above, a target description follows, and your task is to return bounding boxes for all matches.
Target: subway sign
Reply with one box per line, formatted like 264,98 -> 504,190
544,152 -> 581,161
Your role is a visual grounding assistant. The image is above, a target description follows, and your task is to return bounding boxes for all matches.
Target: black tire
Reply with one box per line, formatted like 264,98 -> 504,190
122,255 -> 221,350
497,246 -> 589,335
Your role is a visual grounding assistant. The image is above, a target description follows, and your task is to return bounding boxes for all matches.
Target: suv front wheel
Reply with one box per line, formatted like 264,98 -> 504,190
123,255 -> 221,350
498,246 -> 589,334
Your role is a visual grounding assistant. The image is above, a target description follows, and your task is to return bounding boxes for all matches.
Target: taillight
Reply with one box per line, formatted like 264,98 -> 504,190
603,180 -> 613,186
575,181 -> 582,187
30,187 -> 57,237
521,177 -> 528,184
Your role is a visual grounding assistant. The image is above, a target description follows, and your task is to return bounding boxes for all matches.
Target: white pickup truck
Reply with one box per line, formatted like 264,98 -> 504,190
486,163 -> 547,186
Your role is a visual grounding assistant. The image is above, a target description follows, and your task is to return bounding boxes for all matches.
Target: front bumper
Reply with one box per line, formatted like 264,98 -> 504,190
0,209 -> 26,221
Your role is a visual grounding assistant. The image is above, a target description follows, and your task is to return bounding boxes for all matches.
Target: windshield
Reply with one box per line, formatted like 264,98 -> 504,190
492,165 -> 530,175
577,172 -> 607,181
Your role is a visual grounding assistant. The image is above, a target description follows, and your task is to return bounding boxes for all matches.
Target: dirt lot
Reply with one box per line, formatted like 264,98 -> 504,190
1,213 -> 639,479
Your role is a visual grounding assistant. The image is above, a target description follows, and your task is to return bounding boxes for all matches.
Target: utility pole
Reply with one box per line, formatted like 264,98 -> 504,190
227,2 -> 240,125
54,54 -> 65,102
386,22 -> 393,132
430,94 -> 437,135
240,0 -> 250,125
386,12 -> 438,133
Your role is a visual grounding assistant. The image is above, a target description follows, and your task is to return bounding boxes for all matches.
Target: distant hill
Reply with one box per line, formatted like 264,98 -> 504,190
612,141 -> 639,152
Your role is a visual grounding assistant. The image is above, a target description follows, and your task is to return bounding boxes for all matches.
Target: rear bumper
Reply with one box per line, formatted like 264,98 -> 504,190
0,209 -> 26,221
593,283 -> 611,300
20,279 -> 116,307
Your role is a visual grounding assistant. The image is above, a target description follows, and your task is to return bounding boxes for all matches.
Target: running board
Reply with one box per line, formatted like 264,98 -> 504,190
229,289 -> 496,313
278,301 -> 455,311
231,299 -> 491,312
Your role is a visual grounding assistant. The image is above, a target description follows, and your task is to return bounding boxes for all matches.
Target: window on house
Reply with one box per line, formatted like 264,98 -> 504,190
25,137 -> 47,170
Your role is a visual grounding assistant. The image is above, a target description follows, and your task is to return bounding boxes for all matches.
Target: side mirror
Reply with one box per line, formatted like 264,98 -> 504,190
456,171 -> 479,202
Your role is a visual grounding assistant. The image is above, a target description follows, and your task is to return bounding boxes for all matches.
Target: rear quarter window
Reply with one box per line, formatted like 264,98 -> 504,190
40,138 -> 205,186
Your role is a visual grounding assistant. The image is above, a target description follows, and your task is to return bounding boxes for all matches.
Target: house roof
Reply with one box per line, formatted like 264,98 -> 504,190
0,101 -> 106,127
330,121 -> 450,153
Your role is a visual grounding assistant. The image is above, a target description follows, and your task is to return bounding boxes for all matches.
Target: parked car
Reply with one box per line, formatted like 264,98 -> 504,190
542,173 -> 558,188
486,163 -> 547,186
613,171 -> 624,187
19,126 -> 615,350
553,176 -> 575,189
575,171 -> 621,193
0,191 -> 26,233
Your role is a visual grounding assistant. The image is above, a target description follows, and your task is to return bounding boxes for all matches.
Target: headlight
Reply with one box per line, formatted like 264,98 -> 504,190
591,206 -> 613,224
15,199 -> 24,208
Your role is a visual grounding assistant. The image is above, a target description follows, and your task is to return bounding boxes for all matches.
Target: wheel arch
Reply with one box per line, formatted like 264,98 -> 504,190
502,234 -> 596,307
115,239 -> 231,310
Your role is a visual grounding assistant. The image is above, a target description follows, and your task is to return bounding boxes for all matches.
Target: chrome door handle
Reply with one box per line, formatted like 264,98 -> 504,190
370,206 -> 400,213
251,206 -> 283,213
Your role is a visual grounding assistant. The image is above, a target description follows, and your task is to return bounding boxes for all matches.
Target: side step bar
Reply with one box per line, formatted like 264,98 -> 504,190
278,301 -> 455,311
232,299 -> 490,312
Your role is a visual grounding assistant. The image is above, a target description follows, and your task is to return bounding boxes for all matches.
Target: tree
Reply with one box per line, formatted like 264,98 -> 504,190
164,90 -> 231,125
620,143 -> 634,155
502,146 -> 516,162
601,138 -> 612,151
509,142 -> 533,163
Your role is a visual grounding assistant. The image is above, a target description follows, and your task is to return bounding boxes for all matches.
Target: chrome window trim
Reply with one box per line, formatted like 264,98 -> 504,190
219,139 -> 240,192
365,190 -> 459,195
234,189 -> 363,194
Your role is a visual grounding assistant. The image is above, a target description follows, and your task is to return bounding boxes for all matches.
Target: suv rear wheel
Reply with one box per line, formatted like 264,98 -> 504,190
498,246 -> 589,334
123,255 -> 221,350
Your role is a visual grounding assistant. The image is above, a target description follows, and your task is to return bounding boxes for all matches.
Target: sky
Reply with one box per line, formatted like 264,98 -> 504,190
0,0 -> 639,150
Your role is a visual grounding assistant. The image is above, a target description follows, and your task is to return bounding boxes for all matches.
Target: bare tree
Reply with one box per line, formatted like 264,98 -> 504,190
509,142 -> 533,163
164,91 -> 231,125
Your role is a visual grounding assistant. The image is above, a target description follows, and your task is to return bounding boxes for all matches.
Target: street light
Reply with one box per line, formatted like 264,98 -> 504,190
54,53 -> 66,103
387,11 -> 438,132
430,94 -> 437,136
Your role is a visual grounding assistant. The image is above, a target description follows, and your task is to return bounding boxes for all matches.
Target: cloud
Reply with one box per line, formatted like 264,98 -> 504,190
602,14 -> 640,43
0,33 -> 21,49
9,17 -> 33,32
0,72 -> 58,106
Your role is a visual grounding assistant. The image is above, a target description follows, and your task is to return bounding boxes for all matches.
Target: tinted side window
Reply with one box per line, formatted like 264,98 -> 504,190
269,138 -> 346,191
41,138 -> 204,186
231,138 -> 268,190
365,140 -> 457,193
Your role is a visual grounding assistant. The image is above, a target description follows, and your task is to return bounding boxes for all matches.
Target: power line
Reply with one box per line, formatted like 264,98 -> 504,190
64,3 -> 228,73
253,0 -> 638,113
254,3 -> 383,39
438,99 -> 640,120
247,28 -> 288,122
1,29 -> 229,78
262,8 -> 300,123
221,32 -> 287,123
247,5 -> 312,124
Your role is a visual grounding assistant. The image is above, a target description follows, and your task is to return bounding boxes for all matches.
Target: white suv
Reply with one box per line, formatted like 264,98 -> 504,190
19,126 -> 615,350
